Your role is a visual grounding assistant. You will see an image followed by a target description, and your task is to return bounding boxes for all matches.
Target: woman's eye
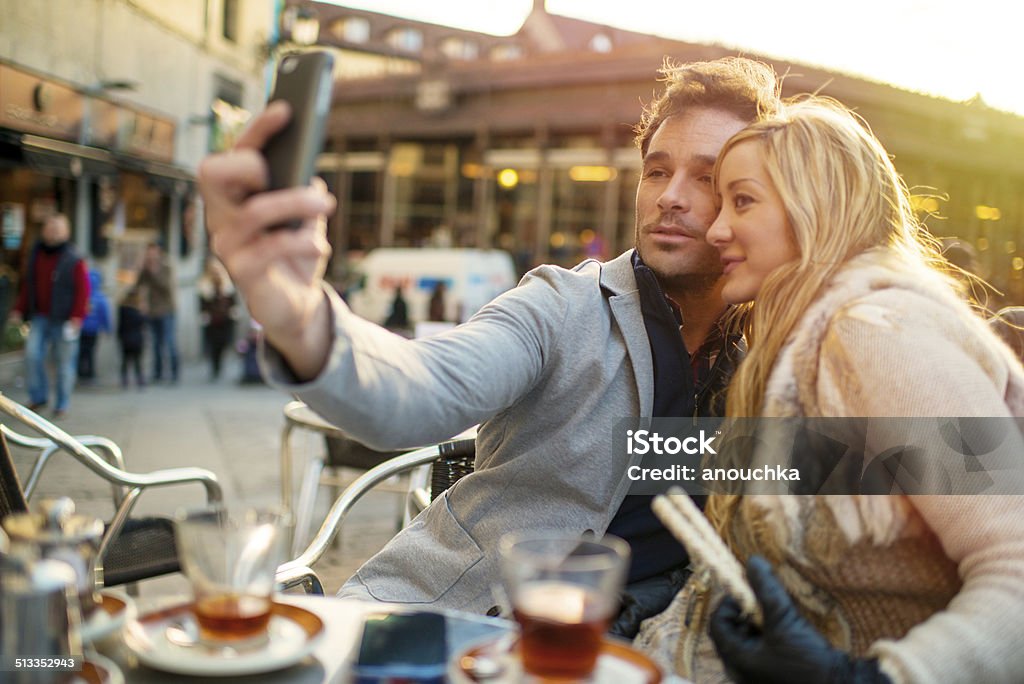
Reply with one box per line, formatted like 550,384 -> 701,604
734,194 -> 753,209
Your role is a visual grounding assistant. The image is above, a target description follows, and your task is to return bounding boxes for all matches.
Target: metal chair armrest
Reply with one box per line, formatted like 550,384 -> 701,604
0,394 -> 223,504
277,443 -> 445,580
2,426 -> 127,506
275,564 -> 325,595
0,393 -> 223,578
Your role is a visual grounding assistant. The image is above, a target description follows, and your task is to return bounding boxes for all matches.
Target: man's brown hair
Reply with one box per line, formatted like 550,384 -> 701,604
635,56 -> 781,155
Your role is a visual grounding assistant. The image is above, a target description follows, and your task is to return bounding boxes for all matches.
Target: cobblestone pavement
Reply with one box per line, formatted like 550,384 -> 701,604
0,357 -> 401,600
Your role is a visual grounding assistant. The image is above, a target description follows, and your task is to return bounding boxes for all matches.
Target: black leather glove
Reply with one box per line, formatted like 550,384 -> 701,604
709,556 -> 892,684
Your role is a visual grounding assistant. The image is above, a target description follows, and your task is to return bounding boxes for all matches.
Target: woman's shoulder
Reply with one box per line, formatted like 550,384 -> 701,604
815,252 -> 976,343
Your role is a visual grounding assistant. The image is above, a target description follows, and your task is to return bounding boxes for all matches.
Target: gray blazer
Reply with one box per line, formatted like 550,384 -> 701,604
264,250 -> 653,613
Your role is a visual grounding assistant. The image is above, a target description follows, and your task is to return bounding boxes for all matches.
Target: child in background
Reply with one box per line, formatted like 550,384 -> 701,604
78,268 -> 112,383
117,289 -> 146,389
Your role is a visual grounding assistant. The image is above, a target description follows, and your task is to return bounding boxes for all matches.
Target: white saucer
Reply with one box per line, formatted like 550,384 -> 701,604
72,652 -> 125,684
123,600 -> 324,677
81,590 -> 136,644
452,635 -> 663,684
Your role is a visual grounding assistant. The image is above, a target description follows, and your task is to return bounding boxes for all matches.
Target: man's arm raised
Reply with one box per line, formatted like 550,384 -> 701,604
198,101 -> 337,380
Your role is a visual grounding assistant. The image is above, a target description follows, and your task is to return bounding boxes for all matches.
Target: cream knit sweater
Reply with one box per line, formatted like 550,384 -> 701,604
636,249 -> 1024,684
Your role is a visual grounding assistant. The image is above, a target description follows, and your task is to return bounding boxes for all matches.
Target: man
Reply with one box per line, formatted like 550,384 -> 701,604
10,213 -> 90,419
134,242 -> 179,383
199,57 -> 780,630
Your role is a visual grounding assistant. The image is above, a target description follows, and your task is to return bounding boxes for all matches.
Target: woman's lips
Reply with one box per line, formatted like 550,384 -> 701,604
721,258 -> 743,275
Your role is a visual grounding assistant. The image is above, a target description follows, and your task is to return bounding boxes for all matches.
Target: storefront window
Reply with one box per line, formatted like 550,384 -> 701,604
389,142 -> 469,247
347,169 -> 382,251
117,172 -> 168,286
493,167 -> 539,274
617,167 -> 641,254
550,167 -> 606,267
0,167 -> 75,352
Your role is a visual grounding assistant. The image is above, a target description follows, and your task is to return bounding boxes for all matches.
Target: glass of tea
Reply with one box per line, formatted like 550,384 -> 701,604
499,530 -> 630,680
174,505 -> 292,649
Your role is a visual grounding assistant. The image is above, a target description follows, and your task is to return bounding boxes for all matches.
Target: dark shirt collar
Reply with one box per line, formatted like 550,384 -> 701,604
631,250 -> 727,354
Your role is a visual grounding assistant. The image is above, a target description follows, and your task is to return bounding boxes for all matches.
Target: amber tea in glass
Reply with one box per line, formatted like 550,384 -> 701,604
500,531 -> 629,680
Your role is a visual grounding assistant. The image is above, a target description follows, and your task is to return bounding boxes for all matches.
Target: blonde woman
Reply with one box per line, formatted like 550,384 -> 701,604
637,98 -> 1024,683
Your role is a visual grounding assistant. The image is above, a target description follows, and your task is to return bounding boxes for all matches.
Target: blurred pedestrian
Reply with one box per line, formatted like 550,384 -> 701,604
117,289 -> 146,390
427,281 -> 447,322
8,213 -> 89,418
198,259 -> 238,381
134,242 -> 179,383
77,268 -> 112,384
236,320 -> 263,385
383,286 -> 409,330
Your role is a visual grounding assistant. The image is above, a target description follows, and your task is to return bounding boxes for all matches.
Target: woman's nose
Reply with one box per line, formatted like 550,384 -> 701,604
706,212 -> 730,246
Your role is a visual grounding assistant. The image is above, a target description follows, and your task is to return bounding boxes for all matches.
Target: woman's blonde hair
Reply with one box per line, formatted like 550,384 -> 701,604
705,96 -> 964,538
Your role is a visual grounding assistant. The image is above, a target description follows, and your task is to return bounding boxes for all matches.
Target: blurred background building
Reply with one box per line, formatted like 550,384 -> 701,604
1,0 -> 1022,377
0,0 -> 275,370
281,0 -> 1024,306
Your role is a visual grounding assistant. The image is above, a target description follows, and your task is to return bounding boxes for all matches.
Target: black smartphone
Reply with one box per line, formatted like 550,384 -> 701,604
262,50 -> 334,196
349,611 -> 448,683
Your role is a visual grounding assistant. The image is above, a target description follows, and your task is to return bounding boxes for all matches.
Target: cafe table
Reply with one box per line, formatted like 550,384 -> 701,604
95,592 -> 513,683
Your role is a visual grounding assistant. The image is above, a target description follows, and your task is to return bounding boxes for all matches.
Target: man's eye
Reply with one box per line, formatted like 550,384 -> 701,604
697,174 -> 712,184
643,168 -> 668,179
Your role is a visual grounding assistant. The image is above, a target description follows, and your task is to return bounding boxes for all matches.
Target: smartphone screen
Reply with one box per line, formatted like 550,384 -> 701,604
351,612 -> 448,683
262,51 -> 334,195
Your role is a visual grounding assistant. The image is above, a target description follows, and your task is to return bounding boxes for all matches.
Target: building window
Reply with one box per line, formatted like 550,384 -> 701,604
222,0 -> 239,42
386,27 -> 423,53
330,17 -> 370,44
440,37 -> 479,61
490,44 -> 523,61
589,33 -> 612,53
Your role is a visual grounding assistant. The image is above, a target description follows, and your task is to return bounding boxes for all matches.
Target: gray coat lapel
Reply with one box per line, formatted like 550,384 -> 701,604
601,251 -> 653,417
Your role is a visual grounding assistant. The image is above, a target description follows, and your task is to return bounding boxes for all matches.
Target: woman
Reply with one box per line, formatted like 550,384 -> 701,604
197,259 -> 238,380
636,98 -> 1024,683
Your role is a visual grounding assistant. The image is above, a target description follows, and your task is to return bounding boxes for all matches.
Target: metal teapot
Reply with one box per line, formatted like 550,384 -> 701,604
2,497 -> 103,616
0,541 -> 83,683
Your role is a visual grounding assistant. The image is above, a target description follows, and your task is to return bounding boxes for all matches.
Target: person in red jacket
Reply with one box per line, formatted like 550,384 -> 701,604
9,213 -> 90,418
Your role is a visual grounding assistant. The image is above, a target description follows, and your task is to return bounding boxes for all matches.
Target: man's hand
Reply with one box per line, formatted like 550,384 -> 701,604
198,101 -> 337,380
708,556 -> 892,684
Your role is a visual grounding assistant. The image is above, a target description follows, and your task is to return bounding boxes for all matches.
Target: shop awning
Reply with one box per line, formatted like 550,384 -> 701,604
18,134 -> 119,178
1,130 -> 195,194
115,155 -> 195,195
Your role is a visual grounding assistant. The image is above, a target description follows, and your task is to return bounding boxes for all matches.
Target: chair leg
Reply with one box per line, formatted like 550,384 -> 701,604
393,484 -> 405,533
292,457 -> 325,557
329,475 -> 342,551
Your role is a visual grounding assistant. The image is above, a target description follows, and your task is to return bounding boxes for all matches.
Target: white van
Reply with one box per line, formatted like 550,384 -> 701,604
346,248 -> 518,328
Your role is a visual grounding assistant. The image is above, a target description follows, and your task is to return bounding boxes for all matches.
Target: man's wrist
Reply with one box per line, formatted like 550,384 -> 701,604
267,287 -> 332,382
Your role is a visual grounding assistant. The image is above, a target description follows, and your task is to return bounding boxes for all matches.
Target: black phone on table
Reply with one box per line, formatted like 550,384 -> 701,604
261,50 -> 334,227
349,611 -> 448,683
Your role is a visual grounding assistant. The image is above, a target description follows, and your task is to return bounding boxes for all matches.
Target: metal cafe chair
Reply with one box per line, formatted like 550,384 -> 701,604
276,432 -> 477,595
0,391 -> 223,588
280,400 -> 409,556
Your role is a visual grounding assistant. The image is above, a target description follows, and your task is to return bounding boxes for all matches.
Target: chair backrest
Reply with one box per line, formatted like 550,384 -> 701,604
323,434 -> 404,470
429,438 -> 475,501
0,431 -> 28,519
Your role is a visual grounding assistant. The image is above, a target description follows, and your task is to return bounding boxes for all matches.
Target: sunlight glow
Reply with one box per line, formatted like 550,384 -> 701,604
326,0 -> 1022,116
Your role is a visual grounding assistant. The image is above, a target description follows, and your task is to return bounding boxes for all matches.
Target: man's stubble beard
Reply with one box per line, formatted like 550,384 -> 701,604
635,233 -> 722,298
655,269 -> 721,298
